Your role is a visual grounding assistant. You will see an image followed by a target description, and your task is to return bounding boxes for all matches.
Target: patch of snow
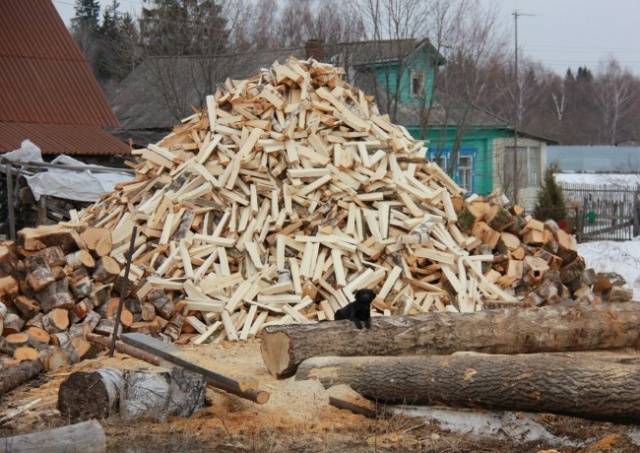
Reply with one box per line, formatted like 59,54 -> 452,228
577,239 -> 640,298
555,173 -> 640,188
392,406 -> 584,447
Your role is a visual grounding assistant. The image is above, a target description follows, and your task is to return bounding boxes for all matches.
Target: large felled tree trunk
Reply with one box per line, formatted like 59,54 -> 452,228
296,352 -> 640,421
0,420 -> 106,453
261,302 -> 640,377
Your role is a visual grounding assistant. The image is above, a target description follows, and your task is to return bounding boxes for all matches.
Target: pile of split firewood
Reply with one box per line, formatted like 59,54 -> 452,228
76,56 -> 525,344
0,57 -> 633,374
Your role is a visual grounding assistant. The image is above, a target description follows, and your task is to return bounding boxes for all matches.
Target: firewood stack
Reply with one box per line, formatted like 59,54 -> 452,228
73,56 -> 530,344
458,193 -> 634,305
0,227 -> 101,371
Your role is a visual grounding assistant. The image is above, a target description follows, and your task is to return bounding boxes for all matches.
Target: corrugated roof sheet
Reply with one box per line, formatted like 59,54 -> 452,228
0,123 -> 129,156
0,0 -> 127,156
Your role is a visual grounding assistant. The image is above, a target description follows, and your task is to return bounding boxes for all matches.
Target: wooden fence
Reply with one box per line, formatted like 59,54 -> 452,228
560,183 -> 640,242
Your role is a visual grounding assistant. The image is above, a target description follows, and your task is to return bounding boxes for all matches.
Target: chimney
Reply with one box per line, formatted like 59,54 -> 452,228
305,39 -> 325,61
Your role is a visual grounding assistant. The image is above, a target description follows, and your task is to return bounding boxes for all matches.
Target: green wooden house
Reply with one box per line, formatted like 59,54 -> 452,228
339,38 -> 553,210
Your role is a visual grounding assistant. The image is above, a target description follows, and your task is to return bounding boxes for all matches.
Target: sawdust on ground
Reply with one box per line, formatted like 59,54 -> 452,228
2,341 -> 639,452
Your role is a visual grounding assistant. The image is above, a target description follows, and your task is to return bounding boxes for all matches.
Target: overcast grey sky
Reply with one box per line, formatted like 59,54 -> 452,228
53,0 -> 640,74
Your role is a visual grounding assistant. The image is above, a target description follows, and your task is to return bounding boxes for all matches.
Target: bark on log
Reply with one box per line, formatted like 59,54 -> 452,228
0,360 -> 43,395
261,302 -> 640,378
35,278 -> 74,312
57,367 -> 206,422
58,368 -> 123,420
0,420 -> 106,453
296,353 -> 640,421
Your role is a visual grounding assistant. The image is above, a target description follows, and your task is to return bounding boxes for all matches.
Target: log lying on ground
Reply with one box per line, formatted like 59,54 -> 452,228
261,302 -> 640,378
57,367 -> 206,422
296,352 -> 640,421
0,360 -> 43,395
58,368 -> 123,421
0,420 -> 106,453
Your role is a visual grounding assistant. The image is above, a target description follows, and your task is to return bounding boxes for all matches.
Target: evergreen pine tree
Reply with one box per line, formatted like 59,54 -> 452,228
534,164 -> 567,222
140,0 -> 228,57
71,0 -> 101,33
71,0 -> 101,73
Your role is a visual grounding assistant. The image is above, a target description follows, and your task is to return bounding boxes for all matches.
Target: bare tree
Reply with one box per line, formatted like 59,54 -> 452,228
592,58 -> 637,144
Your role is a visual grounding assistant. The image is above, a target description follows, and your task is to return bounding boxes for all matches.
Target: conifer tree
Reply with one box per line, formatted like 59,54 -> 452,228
534,163 -> 566,222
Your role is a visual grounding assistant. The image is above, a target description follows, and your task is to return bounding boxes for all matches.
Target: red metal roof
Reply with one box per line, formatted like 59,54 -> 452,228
0,123 -> 129,156
0,0 -> 128,155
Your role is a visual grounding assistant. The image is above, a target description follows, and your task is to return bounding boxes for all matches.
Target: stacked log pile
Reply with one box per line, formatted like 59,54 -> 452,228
459,193 -> 634,305
0,228 -> 111,373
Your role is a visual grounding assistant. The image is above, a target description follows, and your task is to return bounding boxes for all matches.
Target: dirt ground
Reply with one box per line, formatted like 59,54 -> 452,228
1,340 -> 639,452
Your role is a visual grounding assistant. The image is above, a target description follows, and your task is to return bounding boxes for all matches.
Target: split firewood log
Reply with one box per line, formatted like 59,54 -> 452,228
93,256 -> 120,283
18,224 -> 84,253
80,227 -> 112,257
66,250 -> 96,269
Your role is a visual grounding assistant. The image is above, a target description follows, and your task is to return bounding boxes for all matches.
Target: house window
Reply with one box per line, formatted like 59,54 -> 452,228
458,155 -> 473,192
504,146 -> 542,187
411,70 -> 425,97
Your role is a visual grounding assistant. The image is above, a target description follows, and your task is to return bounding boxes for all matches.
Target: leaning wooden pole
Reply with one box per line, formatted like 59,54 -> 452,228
261,302 -> 640,378
296,352 -> 640,421
0,420 -> 106,453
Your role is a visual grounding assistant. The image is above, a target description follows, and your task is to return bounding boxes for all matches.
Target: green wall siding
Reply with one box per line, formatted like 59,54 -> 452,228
366,44 -> 518,196
373,47 -> 436,106
407,126 -> 514,195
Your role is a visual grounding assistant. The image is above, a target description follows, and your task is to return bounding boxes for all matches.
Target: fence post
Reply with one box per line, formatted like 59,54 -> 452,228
634,188 -> 640,238
576,207 -> 583,243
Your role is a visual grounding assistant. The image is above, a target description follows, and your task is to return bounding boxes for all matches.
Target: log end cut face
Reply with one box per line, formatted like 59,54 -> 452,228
260,331 -> 293,378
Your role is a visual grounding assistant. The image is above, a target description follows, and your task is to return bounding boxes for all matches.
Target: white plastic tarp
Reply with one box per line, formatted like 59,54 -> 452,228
4,140 -> 132,202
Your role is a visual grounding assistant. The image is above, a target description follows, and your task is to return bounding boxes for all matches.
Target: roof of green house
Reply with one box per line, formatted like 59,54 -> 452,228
110,38 -> 444,135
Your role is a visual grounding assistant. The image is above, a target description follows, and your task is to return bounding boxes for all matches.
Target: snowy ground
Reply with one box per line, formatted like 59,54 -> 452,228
556,173 -> 640,187
578,239 -> 640,298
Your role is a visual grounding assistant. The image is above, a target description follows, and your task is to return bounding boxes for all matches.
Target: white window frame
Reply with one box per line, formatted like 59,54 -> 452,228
410,69 -> 425,97
458,155 -> 473,192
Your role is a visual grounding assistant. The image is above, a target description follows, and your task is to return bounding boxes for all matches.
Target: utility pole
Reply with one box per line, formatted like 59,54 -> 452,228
511,10 -> 533,203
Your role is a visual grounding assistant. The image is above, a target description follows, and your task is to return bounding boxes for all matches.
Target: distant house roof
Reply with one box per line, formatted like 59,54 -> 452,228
0,0 -> 129,156
110,38 -> 444,138
548,145 -> 640,172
